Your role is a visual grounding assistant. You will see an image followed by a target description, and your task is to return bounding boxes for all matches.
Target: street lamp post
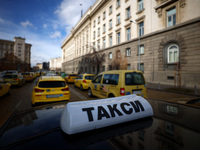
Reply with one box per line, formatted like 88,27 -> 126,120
130,20 -> 140,71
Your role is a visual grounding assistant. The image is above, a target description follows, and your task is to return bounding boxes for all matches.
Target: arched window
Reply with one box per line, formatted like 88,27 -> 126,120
167,44 -> 179,63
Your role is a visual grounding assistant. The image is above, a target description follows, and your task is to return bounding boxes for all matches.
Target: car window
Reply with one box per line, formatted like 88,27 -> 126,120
85,76 -> 95,80
2,75 -> 18,78
38,81 -> 66,88
93,75 -> 102,84
21,73 -> 30,75
103,74 -> 119,85
125,72 -> 145,85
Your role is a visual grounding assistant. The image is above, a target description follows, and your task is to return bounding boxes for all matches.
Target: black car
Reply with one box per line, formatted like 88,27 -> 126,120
0,99 -> 200,150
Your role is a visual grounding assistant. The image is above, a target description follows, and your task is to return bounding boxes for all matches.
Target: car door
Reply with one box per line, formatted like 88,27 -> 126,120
91,75 -> 103,97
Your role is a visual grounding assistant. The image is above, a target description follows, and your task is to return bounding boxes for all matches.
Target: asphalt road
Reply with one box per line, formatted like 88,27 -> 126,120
0,78 -> 97,127
0,77 -> 198,128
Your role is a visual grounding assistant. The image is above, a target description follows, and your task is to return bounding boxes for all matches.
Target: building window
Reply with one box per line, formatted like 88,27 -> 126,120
102,66 -> 105,71
18,54 -> 21,57
117,14 -> 121,24
103,38 -> 106,48
126,48 -> 131,57
109,52 -> 112,59
103,24 -> 106,33
93,66 -> 95,72
139,21 -> 144,36
167,7 -> 176,27
93,20 -> 96,27
109,6 -> 112,14
167,44 -> 179,63
138,63 -> 144,72
138,0 -> 144,11
127,64 -> 131,70
98,16 -> 101,24
103,11 -> 106,20
93,31 -> 96,39
109,36 -> 112,46
126,27 -> 131,41
98,40 -> 100,49
126,7 -> 131,19
98,28 -> 100,36
138,45 -> 144,55
116,0 -> 120,8
117,32 -> 121,44
109,19 -> 112,29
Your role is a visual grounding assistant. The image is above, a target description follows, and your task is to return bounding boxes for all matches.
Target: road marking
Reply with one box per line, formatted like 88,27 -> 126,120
15,100 -> 22,109
70,88 -> 87,100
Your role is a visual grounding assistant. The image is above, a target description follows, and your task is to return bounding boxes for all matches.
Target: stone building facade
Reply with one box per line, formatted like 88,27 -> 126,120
0,37 -> 31,70
62,0 -> 200,90
50,57 -> 62,71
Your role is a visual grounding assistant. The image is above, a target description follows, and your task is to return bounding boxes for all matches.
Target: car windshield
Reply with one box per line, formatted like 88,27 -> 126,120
21,73 -> 30,75
69,74 -> 77,77
2,75 -> 18,78
38,81 -> 66,88
85,76 -> 95,80
125,72 -> 145,85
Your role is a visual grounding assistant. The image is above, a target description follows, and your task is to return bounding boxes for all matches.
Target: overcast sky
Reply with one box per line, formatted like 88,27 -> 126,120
0,0 -> 96,67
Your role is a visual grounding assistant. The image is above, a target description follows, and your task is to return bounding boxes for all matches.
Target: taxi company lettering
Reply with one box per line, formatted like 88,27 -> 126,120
82,100 -> 145,122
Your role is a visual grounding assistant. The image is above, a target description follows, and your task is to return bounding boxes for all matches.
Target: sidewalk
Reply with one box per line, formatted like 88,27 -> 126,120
147,89 -> 200,107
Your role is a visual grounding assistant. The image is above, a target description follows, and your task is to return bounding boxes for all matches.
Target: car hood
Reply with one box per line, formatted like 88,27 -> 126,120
0,100 -> 200,150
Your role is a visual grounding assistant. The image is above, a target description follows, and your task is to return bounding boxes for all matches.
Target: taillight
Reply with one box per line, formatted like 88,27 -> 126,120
35,88 -> 44,92
120,88 -> 125,95
62,87 -> 69,91
14,78 -> 19,81
83,80 -> 87,83
68,75 -> 70,79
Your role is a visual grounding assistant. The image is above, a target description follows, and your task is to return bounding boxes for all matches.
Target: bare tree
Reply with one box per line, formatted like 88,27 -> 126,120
109,49 -> 128,70
77,45 -> 105,75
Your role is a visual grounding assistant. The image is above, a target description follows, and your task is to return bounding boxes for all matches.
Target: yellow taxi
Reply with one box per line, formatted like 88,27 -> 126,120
32,76 -> 70,106
21,72 -> 34,81
2,74 -> 26,86
30,72 -> 37,79
74,74 -> 96,90
88,70 -> 147,98
0,79 -> 11,97
65,73 -> 78,83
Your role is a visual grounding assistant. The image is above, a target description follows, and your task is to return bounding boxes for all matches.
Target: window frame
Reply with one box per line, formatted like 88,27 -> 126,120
167,44 -> 179,64
167,7 -> 176,27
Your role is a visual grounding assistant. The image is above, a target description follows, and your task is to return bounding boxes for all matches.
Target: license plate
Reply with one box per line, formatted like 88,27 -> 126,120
133,90 -> 142,94
46,94 -> 63,98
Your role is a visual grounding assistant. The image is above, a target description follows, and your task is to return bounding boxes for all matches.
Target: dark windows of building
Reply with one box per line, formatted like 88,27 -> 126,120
126,48 -> 131,57
138,0 -> 144,11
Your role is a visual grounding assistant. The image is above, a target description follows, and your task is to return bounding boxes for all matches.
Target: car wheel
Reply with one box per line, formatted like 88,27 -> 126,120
108,94 -> 115,98
88,88 -> 93,97
80,85 -> 83,91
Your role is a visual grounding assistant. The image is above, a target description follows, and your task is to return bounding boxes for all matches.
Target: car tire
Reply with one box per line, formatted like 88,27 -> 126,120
88,88 -> 93,97
80,85 -> 83,91
108,94 -> 115,97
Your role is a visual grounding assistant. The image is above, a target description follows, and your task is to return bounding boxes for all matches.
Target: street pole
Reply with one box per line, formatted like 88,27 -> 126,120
130,20 -> 140,71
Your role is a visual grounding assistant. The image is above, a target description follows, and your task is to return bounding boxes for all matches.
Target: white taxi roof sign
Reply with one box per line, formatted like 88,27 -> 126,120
60,94 -> 153,135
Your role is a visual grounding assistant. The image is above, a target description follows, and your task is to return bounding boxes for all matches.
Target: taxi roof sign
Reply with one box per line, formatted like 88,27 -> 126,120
60,94 -> 153,135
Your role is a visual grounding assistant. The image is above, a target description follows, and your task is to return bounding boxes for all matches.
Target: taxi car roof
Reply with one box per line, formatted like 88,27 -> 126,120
0,99 -> 200,150
39,76 -> 64,81
100,70 -> 143,74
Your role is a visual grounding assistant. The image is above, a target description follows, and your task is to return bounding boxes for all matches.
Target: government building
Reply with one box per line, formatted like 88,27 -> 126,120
61,0 -> 200,90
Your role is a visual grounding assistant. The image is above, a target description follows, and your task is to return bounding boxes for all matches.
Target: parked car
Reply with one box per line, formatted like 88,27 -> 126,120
31,76 -> 70,106
65,73 -> 78,83
21,72 -> 34,81
0,79 -> 11,97
88,70 -> 147,98
74,74 -> 96,90
2,74 -> 26,86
